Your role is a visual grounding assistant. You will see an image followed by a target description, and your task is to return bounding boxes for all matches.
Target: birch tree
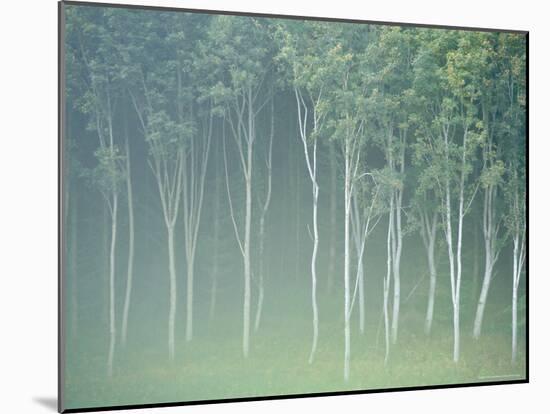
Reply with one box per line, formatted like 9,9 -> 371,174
365,27 -> 416,344
121,120 -> 135,347
507,166 -> 525,364
208,15 -> 275,357
500,33 -> 527,363
324,27 -> 370,380
254,95 -> 274,332
127,55 -> 190,361
67,8 -> 126,375
277,21 -> 332,363
472,33 -> 522,339
417,193 -> 439,335
350,177 -> 382,334
414,31 -> 483,362
181,97 -> 212,343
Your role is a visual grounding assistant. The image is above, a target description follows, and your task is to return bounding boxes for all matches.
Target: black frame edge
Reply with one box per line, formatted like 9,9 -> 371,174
58,1 -> 66,413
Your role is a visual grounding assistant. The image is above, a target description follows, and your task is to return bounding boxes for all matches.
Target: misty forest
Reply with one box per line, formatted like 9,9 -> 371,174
62,4 -> 527,410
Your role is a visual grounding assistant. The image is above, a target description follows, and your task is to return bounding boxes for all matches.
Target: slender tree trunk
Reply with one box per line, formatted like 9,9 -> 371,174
255,96 -> 274,332
472,222 -> 480,304
391,186 -> 403,344
444,176 -> 458,362
390,228 -> 401,344
351,194 -> 365,334
243,177 -> 252,358
473,186 -> 497,339
309,181 -> 319,363
511,278 -> 518,364
453,133 -> 468,363
242,87 -> 254,358
121,136 -> 134,347
185,255 -> 194,342
294,88 -> 320,363
107,194 -> 118,377
343,144 -> 351,382
295,149 -> 301,282
167,225 -> 177,361
70,190 -> 78,341
423,211 -> 437,335
384,197 -> 394,365
254,273 -> 264,332
254,204 -> 266,332
102,203 -> 109,329
327,142 -> 337,294
210,159 -> 221,322
511,228 -> 525,364
424,239 -> 437,335
473,247 -> 493,339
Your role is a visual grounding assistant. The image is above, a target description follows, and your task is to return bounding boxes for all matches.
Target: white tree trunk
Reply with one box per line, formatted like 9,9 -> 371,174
185,257 -> 194,342
107,194 -> 118,377
121,137 -> 134,347
167,225 -> 177,361
243,172 -> 251,358
254,280 -> 264,332
424,245 -> 437,335
511,281 -> 518,364
423,212 -> 437,335
328,142 -> 337,294
343,145 -> 351,382
473,250 -> 492,339
294,88 -> 320,363
254,204 -> 267,332
70,191 -> 78,341
391,189 -> 403,344
255,96 -> 274,332
511,227 -> 525,364
473,185 -> 498,339
309,181 -> 319,364
444,177 -> 458,363
210,160 -> 221,322
351,194 -> 365,334
242,88 -> 254,358
384,196 -> 394,365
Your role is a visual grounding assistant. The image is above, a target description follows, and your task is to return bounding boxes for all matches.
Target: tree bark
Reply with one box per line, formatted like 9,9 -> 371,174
107,194 -> 118,377
70,189 -> 78,341
167,225 -> 177,361
121,136 -> 134,347
422,210 -> 437,335
185,256 -> 194,342
384,196 -> 394,365
327,142 -> 337,294
473,185 -> 499,339
343,142 -> 351,382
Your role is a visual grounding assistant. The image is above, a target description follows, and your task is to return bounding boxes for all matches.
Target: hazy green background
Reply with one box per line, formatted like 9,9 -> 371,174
62,3 -> 526,410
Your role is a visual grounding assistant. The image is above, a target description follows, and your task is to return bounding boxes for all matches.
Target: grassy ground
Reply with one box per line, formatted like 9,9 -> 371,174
63,285 -> 526,410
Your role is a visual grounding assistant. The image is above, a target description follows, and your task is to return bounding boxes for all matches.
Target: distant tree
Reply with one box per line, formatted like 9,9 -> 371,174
277,20 -> 334,363
323,24 -> 370,380
499,33 -> 526,363
254,94 -> 274,332
125,17 -> 191,358
67,7 -> 126,375
414,30 -> 483,362
365,27 -> 417,344
208,15 -> 275,357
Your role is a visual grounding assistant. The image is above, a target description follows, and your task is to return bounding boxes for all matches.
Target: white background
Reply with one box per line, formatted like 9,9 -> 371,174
0,0 -> 546,413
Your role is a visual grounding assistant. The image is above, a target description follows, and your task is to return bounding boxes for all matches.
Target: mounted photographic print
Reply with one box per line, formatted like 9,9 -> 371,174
59,1 -> 528,412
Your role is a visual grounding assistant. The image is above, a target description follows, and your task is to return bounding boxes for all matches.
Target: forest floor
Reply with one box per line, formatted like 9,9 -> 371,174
63,286 -> 526,410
